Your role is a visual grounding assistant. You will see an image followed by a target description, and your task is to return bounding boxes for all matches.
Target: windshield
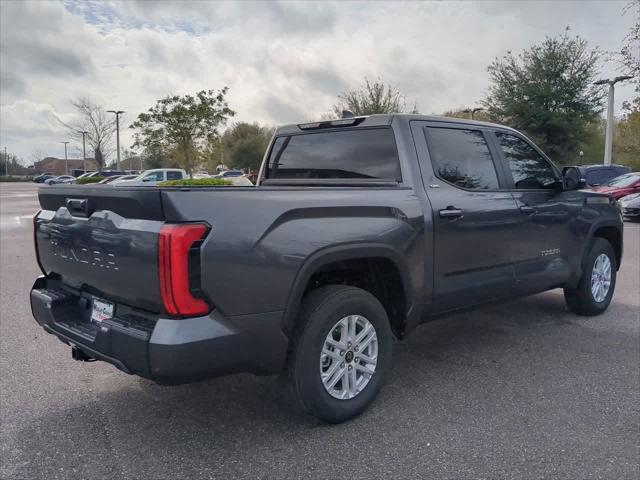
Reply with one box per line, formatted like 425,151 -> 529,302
605,174 -> 638,187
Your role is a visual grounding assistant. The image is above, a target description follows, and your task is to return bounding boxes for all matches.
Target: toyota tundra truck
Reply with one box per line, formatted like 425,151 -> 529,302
31,114 -> 623,423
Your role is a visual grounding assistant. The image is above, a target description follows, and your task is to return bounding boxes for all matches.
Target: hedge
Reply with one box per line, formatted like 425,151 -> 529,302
0,176 -> 32,182
75,176 -> 106,184
158,178 -> 233,187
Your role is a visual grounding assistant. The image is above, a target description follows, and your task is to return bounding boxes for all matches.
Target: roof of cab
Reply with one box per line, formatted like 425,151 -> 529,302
275,113 -> 517,135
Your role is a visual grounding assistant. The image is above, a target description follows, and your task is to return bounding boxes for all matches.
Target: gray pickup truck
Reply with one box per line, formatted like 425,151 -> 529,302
31,114 -> 623,422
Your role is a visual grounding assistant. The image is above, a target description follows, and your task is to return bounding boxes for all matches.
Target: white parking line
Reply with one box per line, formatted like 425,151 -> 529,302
0,214 -> 34,228
0,194 -> 37,198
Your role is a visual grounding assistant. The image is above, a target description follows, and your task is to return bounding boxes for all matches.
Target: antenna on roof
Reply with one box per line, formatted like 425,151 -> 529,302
342,110 -> 355,119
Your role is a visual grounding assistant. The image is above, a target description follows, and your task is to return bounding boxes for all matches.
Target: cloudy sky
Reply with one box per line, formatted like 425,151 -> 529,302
0,0 -> 635,163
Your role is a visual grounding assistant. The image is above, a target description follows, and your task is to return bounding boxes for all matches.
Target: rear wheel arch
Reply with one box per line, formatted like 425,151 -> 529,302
282,244 -> 413,339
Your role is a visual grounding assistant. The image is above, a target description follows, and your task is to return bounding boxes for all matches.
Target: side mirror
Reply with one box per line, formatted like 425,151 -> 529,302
562,167 -> 586,191
142,176 -> 151,182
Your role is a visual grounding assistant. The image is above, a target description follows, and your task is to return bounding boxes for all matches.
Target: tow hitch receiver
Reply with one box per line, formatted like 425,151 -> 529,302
71,346 -> 96,362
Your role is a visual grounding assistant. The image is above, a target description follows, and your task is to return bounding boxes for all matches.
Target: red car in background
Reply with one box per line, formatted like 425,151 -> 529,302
593,172 -> 640,200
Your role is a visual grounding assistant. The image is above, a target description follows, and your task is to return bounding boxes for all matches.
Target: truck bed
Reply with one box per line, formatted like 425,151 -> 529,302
35,184 -> 421,318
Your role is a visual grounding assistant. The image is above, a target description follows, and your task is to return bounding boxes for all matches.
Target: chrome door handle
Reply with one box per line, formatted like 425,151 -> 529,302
439,207 -> 463,218
519,205 -> 536,214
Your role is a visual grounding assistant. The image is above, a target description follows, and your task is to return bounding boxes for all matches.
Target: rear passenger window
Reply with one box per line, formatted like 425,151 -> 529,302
166,171 -> 182,180
265,128 -> 401,180
425,127 -> 499,190
496,133 -> 558,189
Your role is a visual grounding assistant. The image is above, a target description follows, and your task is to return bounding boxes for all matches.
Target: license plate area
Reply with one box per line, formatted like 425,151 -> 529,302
91,298 -> 114,323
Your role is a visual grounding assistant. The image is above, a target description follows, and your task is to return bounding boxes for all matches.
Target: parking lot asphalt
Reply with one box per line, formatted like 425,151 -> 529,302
1,182 -> 638,480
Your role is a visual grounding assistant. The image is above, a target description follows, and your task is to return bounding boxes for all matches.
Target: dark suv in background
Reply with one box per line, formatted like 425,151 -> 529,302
576,164 -> 631,187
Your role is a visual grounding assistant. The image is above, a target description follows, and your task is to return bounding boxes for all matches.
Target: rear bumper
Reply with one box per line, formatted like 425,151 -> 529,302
30,277 -> 289,384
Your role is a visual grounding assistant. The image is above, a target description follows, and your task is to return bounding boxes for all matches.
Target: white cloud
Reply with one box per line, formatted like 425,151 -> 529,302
0,0 -> 634,163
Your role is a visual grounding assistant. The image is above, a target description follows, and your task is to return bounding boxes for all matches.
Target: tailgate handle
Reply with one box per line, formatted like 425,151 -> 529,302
66,198 -> 89,216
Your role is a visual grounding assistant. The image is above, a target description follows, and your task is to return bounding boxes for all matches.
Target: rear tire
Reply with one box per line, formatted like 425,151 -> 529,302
288,285 -> 393,423
564,238 -> 617,316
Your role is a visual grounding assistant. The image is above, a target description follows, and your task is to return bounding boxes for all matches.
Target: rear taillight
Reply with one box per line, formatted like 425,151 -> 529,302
158,223 -> 210,317
33,212 -> 45,275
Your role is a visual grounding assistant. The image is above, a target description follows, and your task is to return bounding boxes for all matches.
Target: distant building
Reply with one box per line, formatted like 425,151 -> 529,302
34,157 -> 98,175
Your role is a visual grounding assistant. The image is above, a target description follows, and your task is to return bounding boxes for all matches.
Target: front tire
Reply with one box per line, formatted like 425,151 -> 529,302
564,238 -> 617,316
288,285 -> 393,423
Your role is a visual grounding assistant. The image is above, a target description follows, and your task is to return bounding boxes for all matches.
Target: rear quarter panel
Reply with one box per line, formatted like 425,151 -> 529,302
160,187 -> 425,319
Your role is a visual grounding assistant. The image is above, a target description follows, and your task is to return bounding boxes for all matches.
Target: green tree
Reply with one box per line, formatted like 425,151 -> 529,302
106,148 -> 144,171
617,98 -> 640,152
332,77 -> 418,116
614,97 -> 640,170
483,31 -> 605,162
577,119 -> 606,164
222,122 -> 275,173
616,0 -> 639,170
0,152 -> 31,176
130,89 -> 235,175
139,142 -> 170,170
201,136 -> 224,173
619,0 -> 639,93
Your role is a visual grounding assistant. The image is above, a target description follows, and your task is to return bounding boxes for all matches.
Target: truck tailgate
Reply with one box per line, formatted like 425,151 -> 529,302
35,186 -> 165,312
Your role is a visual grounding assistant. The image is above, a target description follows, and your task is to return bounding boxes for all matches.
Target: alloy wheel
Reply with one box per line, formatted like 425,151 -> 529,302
319,315 -> 378,400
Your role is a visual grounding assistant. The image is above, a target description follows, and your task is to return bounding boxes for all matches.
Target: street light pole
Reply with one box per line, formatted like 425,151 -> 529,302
78,130 -> 88,172
61,141 -> 69,175
471,107 -> 484,120
594,75 -> 633,166
462,107 -> 485,120
107,110 -> 125,170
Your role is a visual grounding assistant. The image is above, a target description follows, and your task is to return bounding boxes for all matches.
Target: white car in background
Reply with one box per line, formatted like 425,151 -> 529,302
115,168 -> 254,186
214,169 -> 254,186
214,169 -> 245,179
76,171 -> 96,179
192,171 -> 211,179
227,176 -> 254,186
116,168 -> 188,186
619,192 -> 640,220
45,175 -> 76,185
98,174 -> 139,185
109,174 -> 139,184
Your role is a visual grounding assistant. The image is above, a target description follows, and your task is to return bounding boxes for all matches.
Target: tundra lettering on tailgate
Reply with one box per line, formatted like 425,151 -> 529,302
50,239 -> 118,270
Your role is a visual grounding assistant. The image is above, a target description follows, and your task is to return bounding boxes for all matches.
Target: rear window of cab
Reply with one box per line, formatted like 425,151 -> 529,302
265,128 -> 401,181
